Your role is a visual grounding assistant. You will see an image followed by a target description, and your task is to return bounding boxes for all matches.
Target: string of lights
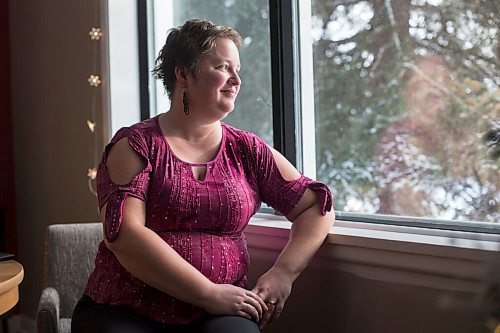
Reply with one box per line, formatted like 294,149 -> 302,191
86,1 -> 103,196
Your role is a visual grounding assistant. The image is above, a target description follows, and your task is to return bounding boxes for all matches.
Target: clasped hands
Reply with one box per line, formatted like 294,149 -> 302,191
203,267 -> 293,330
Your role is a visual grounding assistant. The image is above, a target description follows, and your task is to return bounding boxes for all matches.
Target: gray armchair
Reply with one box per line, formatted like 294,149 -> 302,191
37,223 -> 102,333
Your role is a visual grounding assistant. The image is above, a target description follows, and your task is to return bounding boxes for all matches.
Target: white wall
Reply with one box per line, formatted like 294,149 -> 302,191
245,215 -> 499,333
107,0 -> 141,135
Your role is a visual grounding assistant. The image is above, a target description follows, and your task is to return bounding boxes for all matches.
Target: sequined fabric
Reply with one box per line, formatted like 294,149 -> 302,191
84,115 -> 333,324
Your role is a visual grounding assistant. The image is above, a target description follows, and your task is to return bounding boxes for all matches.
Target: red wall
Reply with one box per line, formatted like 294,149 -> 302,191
0,0 -> 17,254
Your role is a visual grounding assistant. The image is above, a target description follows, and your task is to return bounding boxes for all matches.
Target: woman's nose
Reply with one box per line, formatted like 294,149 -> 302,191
228,72 -> 241,86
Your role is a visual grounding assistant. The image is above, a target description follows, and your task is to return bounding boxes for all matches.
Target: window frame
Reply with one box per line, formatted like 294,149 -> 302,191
137,0 -> 152,122
269,0 -> 302,170
135,0 -> 499,234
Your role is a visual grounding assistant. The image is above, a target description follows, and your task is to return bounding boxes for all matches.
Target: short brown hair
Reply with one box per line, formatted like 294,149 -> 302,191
152,19 -> 242,99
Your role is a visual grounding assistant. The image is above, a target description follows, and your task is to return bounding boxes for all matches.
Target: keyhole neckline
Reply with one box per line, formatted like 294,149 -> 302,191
155,115 -> 226,167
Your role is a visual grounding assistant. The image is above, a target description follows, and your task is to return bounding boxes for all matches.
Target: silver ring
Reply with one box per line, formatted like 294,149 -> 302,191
267,299 -> 277,305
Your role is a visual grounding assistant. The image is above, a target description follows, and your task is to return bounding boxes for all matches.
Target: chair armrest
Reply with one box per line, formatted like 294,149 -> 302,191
37,287 -> 60,333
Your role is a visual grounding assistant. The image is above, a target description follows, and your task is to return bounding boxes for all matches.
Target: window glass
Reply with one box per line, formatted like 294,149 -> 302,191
153,0 -> 273,144
310,0 -> 499,223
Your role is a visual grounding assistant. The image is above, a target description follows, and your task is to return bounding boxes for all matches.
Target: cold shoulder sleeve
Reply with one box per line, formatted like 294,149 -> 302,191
247,134 -> 333,216
96,127 -> 152,243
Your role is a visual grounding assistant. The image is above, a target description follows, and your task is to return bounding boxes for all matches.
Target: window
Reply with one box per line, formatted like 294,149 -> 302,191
305,0 -> 499,226
139,0 -> 498,231
148,0 -> 273,144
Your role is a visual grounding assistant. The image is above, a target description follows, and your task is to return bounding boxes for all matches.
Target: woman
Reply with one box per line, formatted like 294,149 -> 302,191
72,19 -> 334,333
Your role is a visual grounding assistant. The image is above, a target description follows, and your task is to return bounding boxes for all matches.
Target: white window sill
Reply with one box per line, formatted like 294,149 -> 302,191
246,213 -> 500,292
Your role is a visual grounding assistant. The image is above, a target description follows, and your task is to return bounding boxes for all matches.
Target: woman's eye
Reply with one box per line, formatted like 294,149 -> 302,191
217,64 -> 240,74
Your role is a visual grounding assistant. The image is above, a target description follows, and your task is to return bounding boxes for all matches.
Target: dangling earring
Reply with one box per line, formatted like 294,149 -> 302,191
183,91 -> 189,115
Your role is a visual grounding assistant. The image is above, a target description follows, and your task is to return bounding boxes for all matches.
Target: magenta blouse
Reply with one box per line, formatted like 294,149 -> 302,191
84,115 -> 332,324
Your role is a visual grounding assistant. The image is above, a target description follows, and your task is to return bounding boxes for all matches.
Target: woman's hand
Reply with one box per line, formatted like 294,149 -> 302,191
201,283 -> 268,322
251,267 -> 295,329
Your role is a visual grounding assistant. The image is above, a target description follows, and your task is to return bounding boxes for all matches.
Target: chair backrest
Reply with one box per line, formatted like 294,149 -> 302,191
43,223 -> 103,318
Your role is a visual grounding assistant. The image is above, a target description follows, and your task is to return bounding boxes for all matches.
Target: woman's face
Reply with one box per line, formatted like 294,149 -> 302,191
187,38 -> 241,120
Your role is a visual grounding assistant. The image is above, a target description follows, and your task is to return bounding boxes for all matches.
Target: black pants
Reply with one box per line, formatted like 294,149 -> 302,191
71,295 -> 260,333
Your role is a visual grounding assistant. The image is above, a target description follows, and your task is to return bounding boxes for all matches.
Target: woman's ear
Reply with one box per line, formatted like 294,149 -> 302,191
174,66 -> 189,88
